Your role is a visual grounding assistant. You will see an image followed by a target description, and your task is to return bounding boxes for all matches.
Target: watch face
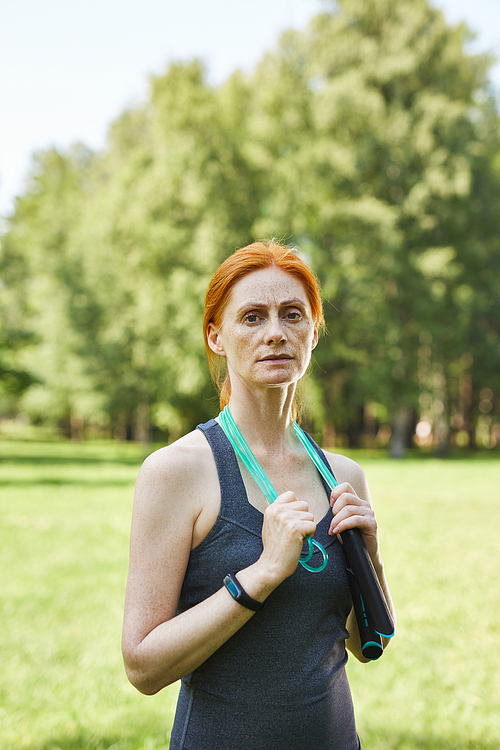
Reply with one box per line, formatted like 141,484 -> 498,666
225,577 -> 239,598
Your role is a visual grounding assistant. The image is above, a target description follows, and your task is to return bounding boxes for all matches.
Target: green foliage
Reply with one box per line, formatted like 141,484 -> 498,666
243,0 -> 500,447
0,0 -> 499,449
0,327 -> 38,398
0,145 -> 100,431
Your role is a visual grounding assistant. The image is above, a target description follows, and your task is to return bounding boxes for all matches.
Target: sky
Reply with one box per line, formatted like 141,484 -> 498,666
1,0 -> 499,218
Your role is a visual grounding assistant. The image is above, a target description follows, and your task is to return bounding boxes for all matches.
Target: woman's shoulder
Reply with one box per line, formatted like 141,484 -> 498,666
132,427 -> 221,551
139,428 -> 214,483
321,449 -> 369,495
143,430 -> 211,471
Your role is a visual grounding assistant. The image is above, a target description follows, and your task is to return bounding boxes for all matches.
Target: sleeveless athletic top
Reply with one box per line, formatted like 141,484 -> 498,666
169,419 -> 362,750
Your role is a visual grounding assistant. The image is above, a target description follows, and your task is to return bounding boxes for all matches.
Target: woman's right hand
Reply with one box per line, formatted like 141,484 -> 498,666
258,491 -> 317,583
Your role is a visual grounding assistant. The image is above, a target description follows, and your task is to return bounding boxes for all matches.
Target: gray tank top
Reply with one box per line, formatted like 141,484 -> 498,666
169,419 -> 361,750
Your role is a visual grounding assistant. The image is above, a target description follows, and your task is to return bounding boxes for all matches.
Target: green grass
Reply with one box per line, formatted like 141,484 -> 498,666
346,456 -> 500,749
1,439 -> 499,749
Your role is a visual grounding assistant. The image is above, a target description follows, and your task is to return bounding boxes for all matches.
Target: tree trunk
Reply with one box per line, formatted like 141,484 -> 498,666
390,406 -> 412,458
347,405 -> 364,448
134,401 -> 151,447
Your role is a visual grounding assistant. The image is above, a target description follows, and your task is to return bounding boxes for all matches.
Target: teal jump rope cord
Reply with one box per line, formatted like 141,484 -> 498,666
292,421 -> 338,493
218,406 -> 328,573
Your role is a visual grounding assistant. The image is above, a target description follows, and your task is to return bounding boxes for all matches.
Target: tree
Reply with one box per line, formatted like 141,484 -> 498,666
243,0 -> 500,451
0,145 -> 98,436
2,1 -> 499,450
0,215 -> 38,405
62,61 -> 261,439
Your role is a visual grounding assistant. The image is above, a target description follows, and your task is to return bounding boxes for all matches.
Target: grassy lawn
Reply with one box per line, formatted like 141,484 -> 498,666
0,439 -> 499,749
344,454 -> 500,749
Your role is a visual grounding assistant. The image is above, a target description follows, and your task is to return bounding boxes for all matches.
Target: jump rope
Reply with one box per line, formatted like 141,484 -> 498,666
218,405 -> 395,660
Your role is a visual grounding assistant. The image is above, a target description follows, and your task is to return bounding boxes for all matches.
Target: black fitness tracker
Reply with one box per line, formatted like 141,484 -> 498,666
223,572 -> 265,611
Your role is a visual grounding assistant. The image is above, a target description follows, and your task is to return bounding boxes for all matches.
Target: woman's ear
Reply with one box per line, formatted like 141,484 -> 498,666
311,328 -> 319,350
207,324 -> 226,356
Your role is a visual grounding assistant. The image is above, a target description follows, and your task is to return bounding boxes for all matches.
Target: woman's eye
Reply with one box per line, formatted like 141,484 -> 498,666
244,313 -> 260,323
285,311 -> 301,320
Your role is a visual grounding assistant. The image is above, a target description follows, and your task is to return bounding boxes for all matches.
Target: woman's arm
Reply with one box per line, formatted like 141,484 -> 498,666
122,434 -> 317,694
325,453 -> 396,663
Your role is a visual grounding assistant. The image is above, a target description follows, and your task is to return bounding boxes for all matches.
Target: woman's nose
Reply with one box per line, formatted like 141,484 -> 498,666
265,317 -> 287,343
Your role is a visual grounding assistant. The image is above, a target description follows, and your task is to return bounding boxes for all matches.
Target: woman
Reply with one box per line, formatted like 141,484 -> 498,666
122,240 -> 395,749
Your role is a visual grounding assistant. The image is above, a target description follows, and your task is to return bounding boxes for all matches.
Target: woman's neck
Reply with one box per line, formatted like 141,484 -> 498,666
225,383 -> 298,454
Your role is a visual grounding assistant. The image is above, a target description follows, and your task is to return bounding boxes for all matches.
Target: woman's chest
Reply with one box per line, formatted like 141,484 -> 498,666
191,445 -> 332,550
238,458 -> 331,523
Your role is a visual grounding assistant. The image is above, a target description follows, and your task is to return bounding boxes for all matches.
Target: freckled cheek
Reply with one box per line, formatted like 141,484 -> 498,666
223,332 -> 256,367
232,334 -> 252,356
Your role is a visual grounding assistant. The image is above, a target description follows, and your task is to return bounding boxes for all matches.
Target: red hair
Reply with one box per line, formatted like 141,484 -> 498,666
203,240 -> 325,411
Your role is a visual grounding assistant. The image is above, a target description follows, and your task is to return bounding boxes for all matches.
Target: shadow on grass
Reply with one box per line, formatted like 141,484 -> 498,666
22,731 -> 170,750
359,730 -> 497,750
0,477 -> 136,487
20,730 -> 499,750
0,453 -> 144,467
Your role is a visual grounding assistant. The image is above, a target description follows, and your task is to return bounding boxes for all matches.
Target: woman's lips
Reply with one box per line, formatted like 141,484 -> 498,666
259,355 -> 292,361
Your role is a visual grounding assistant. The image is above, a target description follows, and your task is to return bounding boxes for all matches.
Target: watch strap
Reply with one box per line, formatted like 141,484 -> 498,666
223,572 -> 265,611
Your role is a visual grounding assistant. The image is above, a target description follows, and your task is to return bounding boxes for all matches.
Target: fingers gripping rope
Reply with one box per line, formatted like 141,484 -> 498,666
218,407 -> 328,573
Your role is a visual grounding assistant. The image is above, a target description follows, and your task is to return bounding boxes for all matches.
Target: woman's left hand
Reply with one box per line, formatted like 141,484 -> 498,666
328,482 -> 379,561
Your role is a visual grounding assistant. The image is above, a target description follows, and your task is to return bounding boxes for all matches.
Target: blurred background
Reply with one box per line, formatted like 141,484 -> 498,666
2,5 -> 500,749
1,0 -> 499,456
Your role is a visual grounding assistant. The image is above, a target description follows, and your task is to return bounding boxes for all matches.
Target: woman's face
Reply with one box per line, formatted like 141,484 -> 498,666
208,266 -> 318,392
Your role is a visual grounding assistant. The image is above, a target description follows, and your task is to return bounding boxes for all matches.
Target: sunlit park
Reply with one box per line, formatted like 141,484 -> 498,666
1,0 -> 500,748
